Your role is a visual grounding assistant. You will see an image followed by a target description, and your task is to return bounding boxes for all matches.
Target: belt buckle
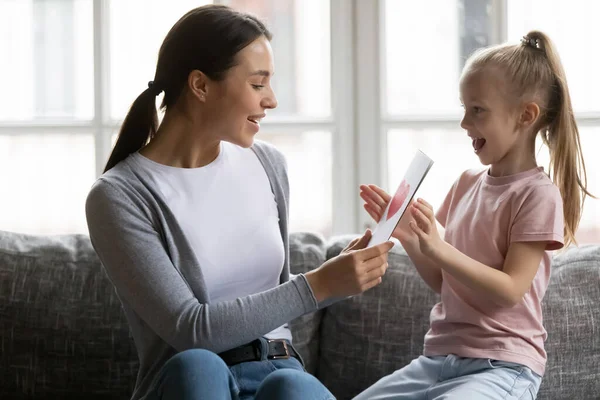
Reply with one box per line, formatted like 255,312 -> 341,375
267,339 -> 291,360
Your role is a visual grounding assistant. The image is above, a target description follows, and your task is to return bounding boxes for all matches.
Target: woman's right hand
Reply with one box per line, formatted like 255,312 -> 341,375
359,184 -> 418,247
305,230 -> 394,302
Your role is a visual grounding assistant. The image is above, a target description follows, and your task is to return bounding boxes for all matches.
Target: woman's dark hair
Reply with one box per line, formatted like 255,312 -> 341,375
104,5 -> 272,172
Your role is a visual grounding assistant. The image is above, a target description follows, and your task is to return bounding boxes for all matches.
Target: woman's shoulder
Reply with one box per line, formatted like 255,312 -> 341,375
252,139 -> 287,167
86,156 -> 143,207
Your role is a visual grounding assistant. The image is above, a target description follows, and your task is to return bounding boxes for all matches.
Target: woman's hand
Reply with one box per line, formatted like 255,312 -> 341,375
409,198 -> 445,259
359,184 -> 418,247
305,230 -> 394,302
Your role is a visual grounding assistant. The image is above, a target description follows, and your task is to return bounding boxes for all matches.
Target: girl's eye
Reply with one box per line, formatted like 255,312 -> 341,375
252,84 -> 264,90
473,106 -> 483,114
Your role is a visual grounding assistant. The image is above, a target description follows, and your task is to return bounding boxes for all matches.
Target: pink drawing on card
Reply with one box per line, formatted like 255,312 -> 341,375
386,179 -> 411,221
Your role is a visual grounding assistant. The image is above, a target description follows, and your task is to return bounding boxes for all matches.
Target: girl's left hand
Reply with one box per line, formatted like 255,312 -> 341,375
409,198 -> 445,258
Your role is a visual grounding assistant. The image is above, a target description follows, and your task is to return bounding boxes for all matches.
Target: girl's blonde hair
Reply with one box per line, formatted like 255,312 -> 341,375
462,30 -> 593,247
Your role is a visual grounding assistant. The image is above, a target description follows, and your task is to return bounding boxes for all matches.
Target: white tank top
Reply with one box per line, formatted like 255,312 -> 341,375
132,141 -> 291,341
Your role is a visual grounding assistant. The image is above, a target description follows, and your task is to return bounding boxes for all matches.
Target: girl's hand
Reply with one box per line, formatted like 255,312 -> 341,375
409,198 -> 445,258
359,184 -> 418,247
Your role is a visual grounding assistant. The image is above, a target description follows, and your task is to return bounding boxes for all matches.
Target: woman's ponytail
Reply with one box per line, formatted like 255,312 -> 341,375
103,83 -> 160,172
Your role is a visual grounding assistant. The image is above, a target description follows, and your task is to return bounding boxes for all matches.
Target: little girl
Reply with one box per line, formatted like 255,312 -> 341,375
356,30 -> 593,400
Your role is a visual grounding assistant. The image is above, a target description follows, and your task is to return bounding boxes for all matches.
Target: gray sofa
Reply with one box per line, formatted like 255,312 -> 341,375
1,230 -> 599,399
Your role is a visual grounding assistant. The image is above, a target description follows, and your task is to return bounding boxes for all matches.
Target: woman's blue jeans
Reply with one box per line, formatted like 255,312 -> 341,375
147,338 -> 334,400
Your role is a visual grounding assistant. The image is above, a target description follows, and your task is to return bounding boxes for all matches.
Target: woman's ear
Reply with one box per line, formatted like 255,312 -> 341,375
519,102 -> 541,128
188,70 -> 208,102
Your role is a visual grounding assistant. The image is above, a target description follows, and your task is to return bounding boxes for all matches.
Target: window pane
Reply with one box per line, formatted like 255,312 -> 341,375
203,0 -> 331,118
383,0 -> 494,116
387,128 -> 600,244
109,0 -> 212,120
507,0 -> 600,113
256,131 -> 332,236
0,133 -> 95,234
0,0 -> 94,121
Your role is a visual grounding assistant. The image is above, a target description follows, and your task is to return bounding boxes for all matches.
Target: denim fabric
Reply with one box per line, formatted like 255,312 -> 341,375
353,354 -> 542,400
147,338 -> 334,400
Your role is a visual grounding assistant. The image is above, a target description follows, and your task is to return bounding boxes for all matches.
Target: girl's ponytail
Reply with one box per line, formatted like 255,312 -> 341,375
527,30 -> 594,246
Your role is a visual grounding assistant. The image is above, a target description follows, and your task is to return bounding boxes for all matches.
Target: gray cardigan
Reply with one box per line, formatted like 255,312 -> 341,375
85,140 -> 319,400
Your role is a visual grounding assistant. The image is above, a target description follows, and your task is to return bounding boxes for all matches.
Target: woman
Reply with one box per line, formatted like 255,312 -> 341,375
86,5 -> 392,400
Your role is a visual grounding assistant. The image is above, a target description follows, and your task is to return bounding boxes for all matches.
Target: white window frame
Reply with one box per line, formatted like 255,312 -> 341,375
1,0 -> 598,236
353,0 -> 600,234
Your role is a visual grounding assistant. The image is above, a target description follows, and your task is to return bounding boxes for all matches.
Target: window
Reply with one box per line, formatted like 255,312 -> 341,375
0,0 -> 338,237
1,0 -> 598,243
380,0 -> 600,244
0,0 -> 95,235
220,0 -> 334,236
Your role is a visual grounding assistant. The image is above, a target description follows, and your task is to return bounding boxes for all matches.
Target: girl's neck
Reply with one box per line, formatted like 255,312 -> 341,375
489,138 -> 538,177
489,157 -> 538,177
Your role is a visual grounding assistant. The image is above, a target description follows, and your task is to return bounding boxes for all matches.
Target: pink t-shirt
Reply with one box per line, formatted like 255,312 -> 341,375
424,166 -> 564,376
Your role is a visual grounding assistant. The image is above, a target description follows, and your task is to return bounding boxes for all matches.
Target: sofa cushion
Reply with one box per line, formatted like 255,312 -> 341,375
288,232 -> 328,375
318,236 -> 440,399
538,245 -> 600,399
0,231 -> 137,400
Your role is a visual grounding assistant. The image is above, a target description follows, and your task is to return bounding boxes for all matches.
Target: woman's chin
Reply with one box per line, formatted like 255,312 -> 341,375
227,135 -> 255,149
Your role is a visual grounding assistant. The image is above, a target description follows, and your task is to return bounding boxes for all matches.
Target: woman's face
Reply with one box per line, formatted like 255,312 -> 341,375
203,36 -> 278,148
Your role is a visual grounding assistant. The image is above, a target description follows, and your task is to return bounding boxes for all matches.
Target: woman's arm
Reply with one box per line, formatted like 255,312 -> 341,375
87,179 -> 319,354
87,179 -> 392,354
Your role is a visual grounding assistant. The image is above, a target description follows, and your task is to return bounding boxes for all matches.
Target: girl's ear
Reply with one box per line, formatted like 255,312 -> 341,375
519,102 -> 541,128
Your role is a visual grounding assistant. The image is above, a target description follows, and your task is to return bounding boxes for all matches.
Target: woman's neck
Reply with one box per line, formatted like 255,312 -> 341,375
140,108 -> 220,169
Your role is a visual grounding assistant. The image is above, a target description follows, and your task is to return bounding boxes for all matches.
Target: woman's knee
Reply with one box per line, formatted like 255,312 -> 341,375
154,349 -> 236,399
162,348 -> 230,379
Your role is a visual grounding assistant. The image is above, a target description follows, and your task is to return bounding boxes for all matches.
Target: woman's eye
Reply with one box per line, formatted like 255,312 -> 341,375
473,106 -> 483,113
252,84 -> 264,90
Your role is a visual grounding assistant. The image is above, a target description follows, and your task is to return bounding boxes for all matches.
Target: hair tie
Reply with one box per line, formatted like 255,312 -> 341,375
147,80 -> 162,96
520,35 -> 540,49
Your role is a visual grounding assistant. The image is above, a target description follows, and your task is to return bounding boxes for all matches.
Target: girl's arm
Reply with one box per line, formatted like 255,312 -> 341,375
410,198 -> 548,307
433,240 -> 545,307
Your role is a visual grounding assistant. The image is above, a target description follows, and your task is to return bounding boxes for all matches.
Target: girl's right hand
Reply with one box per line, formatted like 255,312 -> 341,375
305,229 -> 393,302
359,184 -> 418,246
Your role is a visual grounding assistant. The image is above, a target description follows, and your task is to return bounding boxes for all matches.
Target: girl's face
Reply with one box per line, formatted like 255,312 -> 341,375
203,36 -> 278,148
459,67 -> 535,175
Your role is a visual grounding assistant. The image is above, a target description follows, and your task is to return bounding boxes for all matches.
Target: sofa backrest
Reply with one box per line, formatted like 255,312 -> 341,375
2,230 -> 599,400
0,231 -> 137,399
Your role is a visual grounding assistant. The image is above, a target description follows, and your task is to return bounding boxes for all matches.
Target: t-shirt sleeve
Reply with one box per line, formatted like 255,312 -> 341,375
436,174 -> 462,228
510,183 -> 565,250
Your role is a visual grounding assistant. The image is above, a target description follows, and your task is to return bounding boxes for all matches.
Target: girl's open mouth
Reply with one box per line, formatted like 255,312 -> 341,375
472,138 -> 486,153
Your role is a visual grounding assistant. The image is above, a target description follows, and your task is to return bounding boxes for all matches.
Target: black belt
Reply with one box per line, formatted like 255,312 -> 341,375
218,339 -> 299,366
